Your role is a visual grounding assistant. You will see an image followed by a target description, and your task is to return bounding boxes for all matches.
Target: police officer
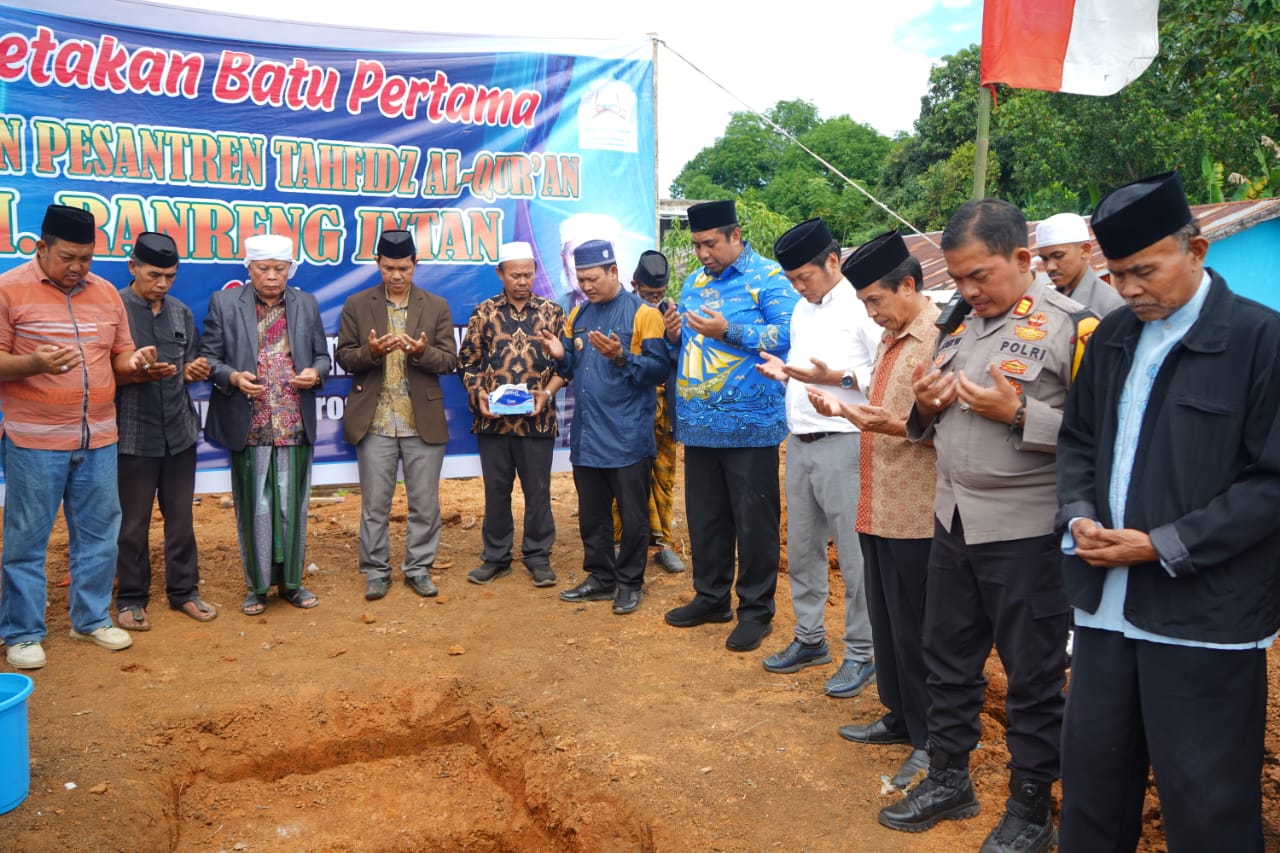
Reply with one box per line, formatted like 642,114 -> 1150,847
878,199 -> 1096,853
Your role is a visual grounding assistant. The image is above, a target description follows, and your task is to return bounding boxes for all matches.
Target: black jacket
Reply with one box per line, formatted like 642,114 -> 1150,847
1057,270 -> 1280,643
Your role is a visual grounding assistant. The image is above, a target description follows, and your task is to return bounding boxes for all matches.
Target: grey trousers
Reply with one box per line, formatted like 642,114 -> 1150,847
356,433 -> 446,579
784,431 -> 871,662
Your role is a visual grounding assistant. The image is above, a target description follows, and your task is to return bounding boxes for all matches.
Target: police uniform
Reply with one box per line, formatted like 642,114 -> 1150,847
908,281 -> 1096,785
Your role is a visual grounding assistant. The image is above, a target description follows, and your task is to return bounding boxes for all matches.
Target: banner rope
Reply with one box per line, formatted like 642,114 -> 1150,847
655,38 -> 939,249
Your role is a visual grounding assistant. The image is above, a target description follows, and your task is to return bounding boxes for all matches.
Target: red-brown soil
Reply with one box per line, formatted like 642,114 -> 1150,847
2,463 -> 1279,851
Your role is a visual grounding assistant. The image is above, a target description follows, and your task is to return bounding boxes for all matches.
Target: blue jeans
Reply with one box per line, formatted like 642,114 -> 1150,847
0,437 -> 122,644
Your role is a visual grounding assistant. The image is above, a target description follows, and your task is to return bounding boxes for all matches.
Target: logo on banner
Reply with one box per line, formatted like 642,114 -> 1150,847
578,79 -> 639,153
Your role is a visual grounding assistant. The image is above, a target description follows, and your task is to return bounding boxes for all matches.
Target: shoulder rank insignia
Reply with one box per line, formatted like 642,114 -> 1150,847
950,322 -> 967,337
1012,296 -> 1034,318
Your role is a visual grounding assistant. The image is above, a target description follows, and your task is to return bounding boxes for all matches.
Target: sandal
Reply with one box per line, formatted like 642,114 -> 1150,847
175,598 -> 219,623
118,605 -> 151,632
279,586 -> 318,609
241,592 -> 267,616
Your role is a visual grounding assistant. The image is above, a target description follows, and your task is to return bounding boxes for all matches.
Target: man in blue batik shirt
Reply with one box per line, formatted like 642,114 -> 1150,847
660,200 -> 799,653
539,239 -> 668,616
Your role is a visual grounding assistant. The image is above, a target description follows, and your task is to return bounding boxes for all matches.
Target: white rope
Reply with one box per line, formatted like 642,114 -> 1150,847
656,38 -> 939,249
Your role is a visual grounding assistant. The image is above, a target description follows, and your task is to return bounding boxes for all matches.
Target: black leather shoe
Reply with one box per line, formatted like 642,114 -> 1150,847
612,588 -> 643,615
839,715 -> 911,745
364,578 -> 390,601
725,620 -> 772,652
559,576 -> 615,602
878,763 -> 980,832
405,574 -> 438,598
664,601 -> 733,628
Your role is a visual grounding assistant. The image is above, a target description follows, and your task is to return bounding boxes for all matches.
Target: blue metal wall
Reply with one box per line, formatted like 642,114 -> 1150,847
1206,219 -> 1280,310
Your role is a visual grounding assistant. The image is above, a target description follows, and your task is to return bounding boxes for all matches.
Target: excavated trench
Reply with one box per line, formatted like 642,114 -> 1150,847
153,684 -> 654,852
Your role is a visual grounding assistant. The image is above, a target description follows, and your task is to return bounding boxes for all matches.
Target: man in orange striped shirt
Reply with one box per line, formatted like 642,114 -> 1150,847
0,204 -> 155,670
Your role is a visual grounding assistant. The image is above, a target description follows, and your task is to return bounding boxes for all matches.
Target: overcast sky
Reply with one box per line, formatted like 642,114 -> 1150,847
158,0 -> 983,192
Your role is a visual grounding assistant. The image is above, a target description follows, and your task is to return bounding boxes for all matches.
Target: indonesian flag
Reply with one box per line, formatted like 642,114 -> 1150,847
980,0 -> 1160,96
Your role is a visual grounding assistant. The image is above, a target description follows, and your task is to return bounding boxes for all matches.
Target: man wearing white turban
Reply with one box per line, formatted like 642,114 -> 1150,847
201,233 -> 330,616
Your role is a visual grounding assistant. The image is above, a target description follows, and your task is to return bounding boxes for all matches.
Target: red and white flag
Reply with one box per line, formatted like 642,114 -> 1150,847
980,0 -> 1160,96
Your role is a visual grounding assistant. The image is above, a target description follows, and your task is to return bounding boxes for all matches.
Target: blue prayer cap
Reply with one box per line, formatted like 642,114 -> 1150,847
573,239 -> 616,270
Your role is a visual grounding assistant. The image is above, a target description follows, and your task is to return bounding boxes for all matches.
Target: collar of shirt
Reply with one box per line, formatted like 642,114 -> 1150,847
1144,269 -> 1210,336
711,241 -> 759,279
254,288 -> 290,308
122,285 -> 163,312
383,284 -> 410,308
38,270 -> 85,297
892,297 -> 940,347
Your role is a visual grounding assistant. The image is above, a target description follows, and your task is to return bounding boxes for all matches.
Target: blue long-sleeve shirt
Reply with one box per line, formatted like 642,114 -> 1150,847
557,288 -> 668,468
672,242 -> 797,447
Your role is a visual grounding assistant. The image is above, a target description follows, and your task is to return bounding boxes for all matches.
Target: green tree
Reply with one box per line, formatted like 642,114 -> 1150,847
669,99 -> 821,198
672,100 -> 894,242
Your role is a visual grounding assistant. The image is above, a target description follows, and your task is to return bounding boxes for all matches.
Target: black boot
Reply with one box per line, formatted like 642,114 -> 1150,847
878,749 -> 980,832
979,773 -> 1055,853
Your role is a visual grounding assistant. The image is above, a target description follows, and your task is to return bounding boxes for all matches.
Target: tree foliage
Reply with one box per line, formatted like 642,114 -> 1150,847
668,1 -> 1279,241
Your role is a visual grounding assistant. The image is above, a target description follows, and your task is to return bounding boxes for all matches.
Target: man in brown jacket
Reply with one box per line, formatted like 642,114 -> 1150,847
336,229 -> 457,601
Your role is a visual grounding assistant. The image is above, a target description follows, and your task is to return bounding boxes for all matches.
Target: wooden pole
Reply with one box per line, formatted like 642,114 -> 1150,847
973,86 -> 992,199
650,33 -> 661,245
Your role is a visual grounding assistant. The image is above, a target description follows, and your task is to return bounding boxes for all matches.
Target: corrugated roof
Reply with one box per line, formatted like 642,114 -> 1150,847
896,198 -> 1280,291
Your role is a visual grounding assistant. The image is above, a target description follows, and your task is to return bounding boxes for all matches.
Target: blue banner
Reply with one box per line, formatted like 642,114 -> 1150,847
0,0 -> 656,492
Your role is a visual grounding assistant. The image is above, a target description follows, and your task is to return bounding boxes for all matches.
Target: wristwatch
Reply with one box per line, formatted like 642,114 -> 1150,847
612,353 -> 628,368
840,370 -> 855,390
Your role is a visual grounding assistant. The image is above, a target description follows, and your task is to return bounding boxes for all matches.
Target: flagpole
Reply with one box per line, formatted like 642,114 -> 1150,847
972,86 -> 992,199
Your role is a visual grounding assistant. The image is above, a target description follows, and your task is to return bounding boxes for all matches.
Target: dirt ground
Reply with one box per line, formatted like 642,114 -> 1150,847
3,460 -> 1280,852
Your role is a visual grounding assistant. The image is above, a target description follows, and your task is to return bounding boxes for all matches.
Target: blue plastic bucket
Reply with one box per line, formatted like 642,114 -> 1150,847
0,672 -> 34,814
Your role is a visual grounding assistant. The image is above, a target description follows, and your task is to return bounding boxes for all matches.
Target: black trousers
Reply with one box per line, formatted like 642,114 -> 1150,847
573,459 -> 650,590
477,434 -> 555,569
1059,627 -> 1266,853
922,511 -> 1067,782
115,447 -> 199,609
862,533 -> 932,750
684,445 -> 780,624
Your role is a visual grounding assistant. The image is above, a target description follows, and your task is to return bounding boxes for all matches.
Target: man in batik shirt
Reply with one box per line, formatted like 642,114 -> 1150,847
459,240 -> 565,588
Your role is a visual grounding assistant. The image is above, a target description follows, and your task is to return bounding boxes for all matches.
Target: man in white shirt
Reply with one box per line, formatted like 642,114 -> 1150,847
756,218 -> 884,697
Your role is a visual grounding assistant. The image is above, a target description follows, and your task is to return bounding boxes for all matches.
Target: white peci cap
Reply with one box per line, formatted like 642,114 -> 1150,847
1035,213 -> 1091,249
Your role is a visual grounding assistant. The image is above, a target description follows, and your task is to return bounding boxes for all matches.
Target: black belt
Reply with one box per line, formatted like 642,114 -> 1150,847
795,431 -> 840,443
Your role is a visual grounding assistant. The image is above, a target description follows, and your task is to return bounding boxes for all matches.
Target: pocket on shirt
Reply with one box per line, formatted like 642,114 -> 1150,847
1173,395 -> 1234,417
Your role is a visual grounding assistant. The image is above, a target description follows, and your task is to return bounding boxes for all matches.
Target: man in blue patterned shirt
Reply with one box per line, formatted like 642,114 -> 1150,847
661,200 -> 799,652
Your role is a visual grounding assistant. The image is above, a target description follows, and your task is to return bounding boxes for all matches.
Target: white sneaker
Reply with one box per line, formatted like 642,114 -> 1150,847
69,625 -> 133,651
7,641 -> 46,669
